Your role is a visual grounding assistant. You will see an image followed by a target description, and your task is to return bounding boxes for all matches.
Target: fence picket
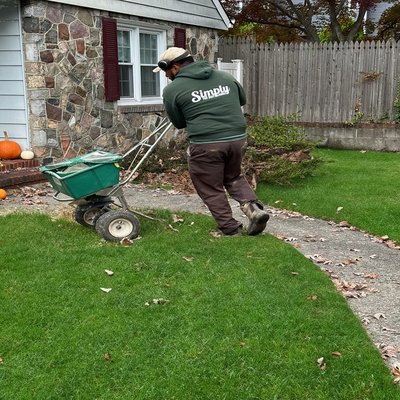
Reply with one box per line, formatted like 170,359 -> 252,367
217,38 -> 400,122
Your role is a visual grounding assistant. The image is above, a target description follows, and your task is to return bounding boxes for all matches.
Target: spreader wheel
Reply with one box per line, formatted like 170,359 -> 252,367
74,205 -> 105,228
95,210 -> 140,242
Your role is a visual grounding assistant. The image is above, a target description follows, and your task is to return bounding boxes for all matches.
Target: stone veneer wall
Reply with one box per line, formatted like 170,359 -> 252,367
21,1 -> 219,160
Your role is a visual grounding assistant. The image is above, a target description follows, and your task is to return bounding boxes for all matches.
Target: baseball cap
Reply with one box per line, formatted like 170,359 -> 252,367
153,47 -> 191,72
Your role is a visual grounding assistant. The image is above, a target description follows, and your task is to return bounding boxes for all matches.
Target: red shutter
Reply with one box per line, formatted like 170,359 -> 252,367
102,17 -> 120,102
174,28 -> 186,49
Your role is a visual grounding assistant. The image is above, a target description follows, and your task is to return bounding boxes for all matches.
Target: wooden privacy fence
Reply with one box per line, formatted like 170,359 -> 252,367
217,38 -> 400,123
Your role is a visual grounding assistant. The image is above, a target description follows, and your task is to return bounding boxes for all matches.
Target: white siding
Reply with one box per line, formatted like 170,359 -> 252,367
49,0 -> 231,30
368,2 -> 391,22
0,0 -> 28,147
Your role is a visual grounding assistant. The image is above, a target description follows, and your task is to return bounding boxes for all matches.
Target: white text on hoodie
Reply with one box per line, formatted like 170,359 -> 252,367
191,85 -> 230,103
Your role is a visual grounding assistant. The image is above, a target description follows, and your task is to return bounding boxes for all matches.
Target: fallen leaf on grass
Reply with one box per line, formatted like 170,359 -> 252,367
168,224 -> 179,232
120,237 -> 134,246
100,288 -> 112,293
104,269 -> 114,276
145,298 -> 169,306
0,357 -> 3,364
336,206 -> 343,213
104,353 -> 112,361
331,351 -> 342,357
172,214 -> 184,223
291,272 -> 299,276
306,295 -> 318,300
317,357 -> 326,370
182,256 -> 194,262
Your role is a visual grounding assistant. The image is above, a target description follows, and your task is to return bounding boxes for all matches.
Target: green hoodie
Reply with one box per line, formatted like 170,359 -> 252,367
162,61 -> 247,143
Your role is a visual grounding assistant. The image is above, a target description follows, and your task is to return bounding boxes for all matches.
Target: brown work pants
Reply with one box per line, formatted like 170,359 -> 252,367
188,139 -> 257,234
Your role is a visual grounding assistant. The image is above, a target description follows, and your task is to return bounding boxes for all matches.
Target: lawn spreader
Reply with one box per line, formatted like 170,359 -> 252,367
40,118 -> 172,242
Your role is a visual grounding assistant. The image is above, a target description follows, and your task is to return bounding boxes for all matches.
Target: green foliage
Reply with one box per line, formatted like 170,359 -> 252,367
248,115 -> 313,150
258,156 -> 322,186
245,115 -> 321,185
318,16 -> 368,43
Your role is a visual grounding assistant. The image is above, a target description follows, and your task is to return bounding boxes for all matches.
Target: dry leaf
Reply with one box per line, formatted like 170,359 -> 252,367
317,357 -> 326,370
382,326 -> 397,332
306,295 -> 318,300
172,214 -> 184,223
336,206 -> 343,213
369,254 -> 378,259
291,272 -> 299,276
0,357 -> 3,364
378,344 -> 398,359
240,342 -> 246,347
104,353 -> 112,361
182,256 -> 194,262
100,287 -> 112,293
391,364 -> 400,380
145,298 -> 169,306
104,269 -> 114,276
364,273 -> 378,279
120,237 -> 133,246
331,351 -> 342,357
338,220 -> 351,227
168,224 -> 179,232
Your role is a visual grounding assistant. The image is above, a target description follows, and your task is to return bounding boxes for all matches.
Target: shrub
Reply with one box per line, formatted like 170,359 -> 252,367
244,115 -> 321,186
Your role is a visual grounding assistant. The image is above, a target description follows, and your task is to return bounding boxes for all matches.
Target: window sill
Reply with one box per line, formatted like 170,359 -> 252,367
118,103 -> 166,113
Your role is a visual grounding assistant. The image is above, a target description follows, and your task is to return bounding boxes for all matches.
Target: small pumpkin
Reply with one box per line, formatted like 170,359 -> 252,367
20,149 -> 35,160
0,131 -> 21,160
0,188 -> 7,200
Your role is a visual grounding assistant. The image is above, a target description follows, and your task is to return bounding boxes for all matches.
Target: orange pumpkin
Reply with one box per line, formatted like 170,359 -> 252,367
0,188 -> 7,200
0,131 -> 21,159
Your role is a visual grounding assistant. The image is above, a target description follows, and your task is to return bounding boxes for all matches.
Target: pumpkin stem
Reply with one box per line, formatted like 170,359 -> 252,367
3,131 -> 9,140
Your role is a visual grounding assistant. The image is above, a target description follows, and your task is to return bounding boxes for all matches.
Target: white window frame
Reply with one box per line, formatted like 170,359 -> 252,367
117,20 -> 168,106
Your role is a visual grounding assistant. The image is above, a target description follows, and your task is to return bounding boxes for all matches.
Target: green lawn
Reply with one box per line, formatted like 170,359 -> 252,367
257,148 -> 400,243
1,211 -> 399,399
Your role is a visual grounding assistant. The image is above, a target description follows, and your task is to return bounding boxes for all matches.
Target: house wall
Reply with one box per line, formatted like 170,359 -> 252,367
0,0 -> 29,148
21,1 -> 220,160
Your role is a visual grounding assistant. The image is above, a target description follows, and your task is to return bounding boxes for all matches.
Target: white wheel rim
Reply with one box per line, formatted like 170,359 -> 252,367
108,218 -> 133,238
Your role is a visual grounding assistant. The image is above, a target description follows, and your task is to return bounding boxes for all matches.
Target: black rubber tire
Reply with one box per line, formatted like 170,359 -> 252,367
95,210 -> 140,241
74,205 -> 105,228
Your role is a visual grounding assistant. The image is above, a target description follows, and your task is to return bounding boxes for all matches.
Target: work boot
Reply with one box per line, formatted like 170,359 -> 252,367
241,201 -> 269,235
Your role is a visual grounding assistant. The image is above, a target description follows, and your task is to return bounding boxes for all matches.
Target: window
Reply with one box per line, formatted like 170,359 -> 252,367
117,25 -> 167,105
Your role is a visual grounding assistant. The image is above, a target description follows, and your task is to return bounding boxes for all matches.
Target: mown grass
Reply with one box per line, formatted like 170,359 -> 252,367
257,148 -> 400,243
1,211 -> 399,399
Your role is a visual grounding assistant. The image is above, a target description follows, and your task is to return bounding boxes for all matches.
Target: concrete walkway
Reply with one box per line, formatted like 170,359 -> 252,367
1,183 -> 400,372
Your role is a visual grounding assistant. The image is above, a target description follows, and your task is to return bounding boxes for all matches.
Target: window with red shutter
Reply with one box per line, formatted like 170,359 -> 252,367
174,28 -> 186,49
102,17 -> 120,102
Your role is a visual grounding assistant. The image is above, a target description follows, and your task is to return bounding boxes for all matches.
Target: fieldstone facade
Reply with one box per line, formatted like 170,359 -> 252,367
21,1 -> 219,160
